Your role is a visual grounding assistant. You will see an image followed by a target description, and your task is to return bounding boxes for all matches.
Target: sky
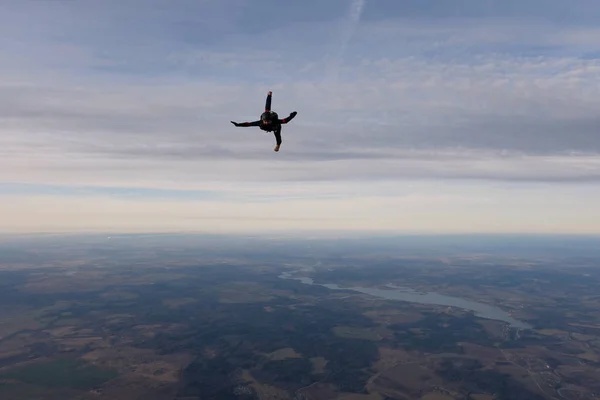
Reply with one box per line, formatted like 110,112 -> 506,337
1,0 -> 600,235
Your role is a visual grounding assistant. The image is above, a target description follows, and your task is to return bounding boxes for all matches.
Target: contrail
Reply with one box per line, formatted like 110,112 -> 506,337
339,0 -> 366,59
327,0 -> 366,81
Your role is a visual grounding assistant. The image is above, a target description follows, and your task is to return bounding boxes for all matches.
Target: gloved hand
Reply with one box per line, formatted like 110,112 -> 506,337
290,111 -> 297,118
230,121 -> 240,127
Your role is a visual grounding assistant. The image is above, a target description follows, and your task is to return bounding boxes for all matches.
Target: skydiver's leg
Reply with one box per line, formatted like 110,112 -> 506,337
265,91 -> 272,112
273,125 -> 281,152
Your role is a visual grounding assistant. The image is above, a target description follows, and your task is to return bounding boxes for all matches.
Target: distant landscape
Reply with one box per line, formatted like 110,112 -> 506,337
0,233 -> 598,400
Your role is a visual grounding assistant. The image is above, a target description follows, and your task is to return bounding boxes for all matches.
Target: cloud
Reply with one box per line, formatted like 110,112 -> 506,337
1,0 -> 600,233
1,51 -> 598,187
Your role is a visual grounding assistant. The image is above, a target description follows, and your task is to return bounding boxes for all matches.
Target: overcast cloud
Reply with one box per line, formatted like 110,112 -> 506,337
1,0 -> 599,233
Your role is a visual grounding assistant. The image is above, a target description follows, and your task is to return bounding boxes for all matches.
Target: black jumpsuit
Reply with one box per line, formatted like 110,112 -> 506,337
232,92 -> 297,147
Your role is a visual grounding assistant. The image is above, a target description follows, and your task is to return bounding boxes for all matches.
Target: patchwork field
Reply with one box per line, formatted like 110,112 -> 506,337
0,236 -> 598,399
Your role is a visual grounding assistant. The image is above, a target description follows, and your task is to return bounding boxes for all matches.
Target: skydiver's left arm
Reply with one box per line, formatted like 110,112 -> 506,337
231,120 -> 261,127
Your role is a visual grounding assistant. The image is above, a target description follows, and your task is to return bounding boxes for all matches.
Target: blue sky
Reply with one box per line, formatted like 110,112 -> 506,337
1,0 -> 599,234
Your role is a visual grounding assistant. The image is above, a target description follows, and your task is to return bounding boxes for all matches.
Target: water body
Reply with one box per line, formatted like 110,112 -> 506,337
279,271 -> 532,330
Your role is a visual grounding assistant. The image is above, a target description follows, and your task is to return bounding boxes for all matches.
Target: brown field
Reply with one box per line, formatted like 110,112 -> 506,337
43,325 -> 77,337
0,308 -> 43,338
267,347 -> 303,361
81,345 -> 193,384
367,363 -> 443,399
420,393 -> 455,400
0,349 -> 28,361
0,333 -> 38,356
52,318 -> 82,327
575,351 -> 599,362
494,363 -> 548,397
567,322 -> 600,329
537,328 -> 568,337
470,395 -> 495,400
556,364 -> 600,388
309,357 -> 328,374
570,332 -> 598,342
372,347 -> 413,372
83,375 -> 179,400
59,336 -> 107,351
297,382 -> 339,400
131,323 -> 189,340
100,290 -> 139,301
163,297 -> 197,308
240,370 -> 291,400
335,392 -> 385,400
39,301 -> 73,313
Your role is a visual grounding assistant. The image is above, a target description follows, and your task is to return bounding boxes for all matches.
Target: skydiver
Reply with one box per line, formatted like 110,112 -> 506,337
230,91 -> 298,152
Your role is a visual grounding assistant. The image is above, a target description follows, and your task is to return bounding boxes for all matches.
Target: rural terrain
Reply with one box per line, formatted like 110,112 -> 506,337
0,234 -> 598,400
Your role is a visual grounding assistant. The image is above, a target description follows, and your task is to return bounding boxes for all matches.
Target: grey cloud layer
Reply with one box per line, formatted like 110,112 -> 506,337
1,1 -> 599,186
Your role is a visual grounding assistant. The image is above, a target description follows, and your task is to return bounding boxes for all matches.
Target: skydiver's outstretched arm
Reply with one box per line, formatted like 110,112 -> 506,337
231,120 -> 261,127
265,91 -> 272,112
278,111 -> 297,124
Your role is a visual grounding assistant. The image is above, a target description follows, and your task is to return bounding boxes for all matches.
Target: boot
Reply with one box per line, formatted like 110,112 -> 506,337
274,144 -> 280,152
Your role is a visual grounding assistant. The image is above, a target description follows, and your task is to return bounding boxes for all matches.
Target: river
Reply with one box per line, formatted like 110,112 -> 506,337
278,271 -> 532,330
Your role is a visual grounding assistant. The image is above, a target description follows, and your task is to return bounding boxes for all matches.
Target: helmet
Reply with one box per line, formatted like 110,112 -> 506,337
261,111 -> 278,123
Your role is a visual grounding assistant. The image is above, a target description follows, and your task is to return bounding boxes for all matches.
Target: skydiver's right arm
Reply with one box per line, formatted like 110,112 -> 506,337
231,120 -> 261,127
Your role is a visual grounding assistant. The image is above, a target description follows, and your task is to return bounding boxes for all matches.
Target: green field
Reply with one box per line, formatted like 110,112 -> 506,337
332,326 -> 382,341
0,358 -> 119,390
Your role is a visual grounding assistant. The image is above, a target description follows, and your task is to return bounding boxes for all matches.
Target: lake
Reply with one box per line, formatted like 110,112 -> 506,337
279,271 -> 532,330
